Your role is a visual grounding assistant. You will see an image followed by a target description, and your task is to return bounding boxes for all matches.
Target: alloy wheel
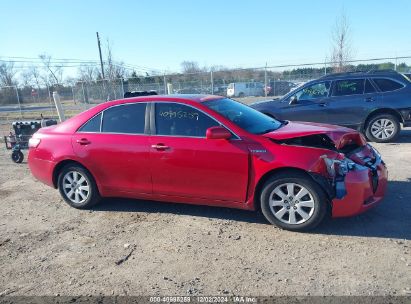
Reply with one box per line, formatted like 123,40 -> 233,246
62,171 -> 90,204
269,182 -> 315,225
371,118 -> 395,140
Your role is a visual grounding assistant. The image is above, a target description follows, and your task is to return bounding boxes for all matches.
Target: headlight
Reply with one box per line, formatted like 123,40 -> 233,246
322,156 -> 355,177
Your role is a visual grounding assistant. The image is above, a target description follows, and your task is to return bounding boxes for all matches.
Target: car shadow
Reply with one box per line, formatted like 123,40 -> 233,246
93,180 -> 410,240
312,179 -> 411,239
94,197 -> 267,225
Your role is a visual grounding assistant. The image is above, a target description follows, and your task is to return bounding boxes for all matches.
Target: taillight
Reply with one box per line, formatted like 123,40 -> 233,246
28,138 -> 41,148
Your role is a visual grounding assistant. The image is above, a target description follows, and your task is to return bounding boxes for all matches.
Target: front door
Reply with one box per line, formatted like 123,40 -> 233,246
280,81 -> 332,123
149,102 -> 249,203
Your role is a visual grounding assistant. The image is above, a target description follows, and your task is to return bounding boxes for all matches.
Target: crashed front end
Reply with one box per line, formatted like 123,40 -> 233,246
266,124 -> 388,217
318,143 -> 388,217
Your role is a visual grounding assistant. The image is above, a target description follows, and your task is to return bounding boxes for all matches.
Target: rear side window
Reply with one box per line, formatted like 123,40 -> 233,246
332,79 -> 364,96
155,103 -> 218,137
102,103 -> 146,134
78,113 -> 102,132
373,78 -> 404,92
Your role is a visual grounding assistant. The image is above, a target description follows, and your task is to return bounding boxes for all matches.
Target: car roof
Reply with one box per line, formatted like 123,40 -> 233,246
319,70 -> 403,80
107,94 -> 224,106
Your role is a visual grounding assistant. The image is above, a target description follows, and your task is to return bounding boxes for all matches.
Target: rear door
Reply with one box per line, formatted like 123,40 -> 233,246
149,102 -> 249,203
279,81 -> 332,123
72,102 -> 152,195
327,78 -> 381,128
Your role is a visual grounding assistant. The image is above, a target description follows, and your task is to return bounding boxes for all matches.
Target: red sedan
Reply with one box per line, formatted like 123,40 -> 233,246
28,95 -> 388,231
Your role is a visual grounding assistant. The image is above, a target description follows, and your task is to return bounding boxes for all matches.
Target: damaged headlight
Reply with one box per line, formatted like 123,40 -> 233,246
322,156 -> 355,177
321,156 -> 355,199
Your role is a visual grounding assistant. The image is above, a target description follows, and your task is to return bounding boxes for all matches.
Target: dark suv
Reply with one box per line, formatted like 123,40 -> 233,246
251,70 -> 411,142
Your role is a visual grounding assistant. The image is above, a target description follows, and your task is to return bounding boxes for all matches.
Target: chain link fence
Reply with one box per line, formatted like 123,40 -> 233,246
1,56 -> 411,135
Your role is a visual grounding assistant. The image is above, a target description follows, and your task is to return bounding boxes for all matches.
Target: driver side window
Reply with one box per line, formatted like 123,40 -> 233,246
294,81 -> 331,101
155,103 -> 219,137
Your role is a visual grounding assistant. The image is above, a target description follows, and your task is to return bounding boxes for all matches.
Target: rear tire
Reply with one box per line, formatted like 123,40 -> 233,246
57,164 -> 101,209
11,151 -> 24,163
260,172 -> 328,231
365,113 -> 400,143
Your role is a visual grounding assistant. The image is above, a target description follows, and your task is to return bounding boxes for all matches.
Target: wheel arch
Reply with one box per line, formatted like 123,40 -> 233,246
253,167 -> 332,212
364,108 -> 404,130
52,159 -> 94,189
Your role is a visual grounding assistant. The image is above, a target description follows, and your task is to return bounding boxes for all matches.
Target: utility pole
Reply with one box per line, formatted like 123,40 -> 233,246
96,32 -> 105,79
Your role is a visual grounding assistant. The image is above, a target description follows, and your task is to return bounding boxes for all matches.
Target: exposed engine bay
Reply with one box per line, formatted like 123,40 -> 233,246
268,132 -> 382,200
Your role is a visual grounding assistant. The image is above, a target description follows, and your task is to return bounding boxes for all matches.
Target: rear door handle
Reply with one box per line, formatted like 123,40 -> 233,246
76,138 -> 91,145
365,97 -> 375,102
151,144 -> 170,150
318,102 -> 328,107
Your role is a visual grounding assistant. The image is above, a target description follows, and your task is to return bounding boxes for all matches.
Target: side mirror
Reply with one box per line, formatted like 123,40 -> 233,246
206,126 -> 231,140
289,95 -> 298,105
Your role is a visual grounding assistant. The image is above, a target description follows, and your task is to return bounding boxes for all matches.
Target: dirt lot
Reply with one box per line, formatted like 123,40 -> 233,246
0,130 -> 410,297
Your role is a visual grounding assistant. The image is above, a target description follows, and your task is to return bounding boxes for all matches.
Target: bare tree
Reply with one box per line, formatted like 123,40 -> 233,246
39,53 -> 64,85
181,61 -> 203,74
21,66 -> 43,88
105,39 -> 126,80
103,39 -> 128,99
331,11 -> 353,72
0,62 -> 17,86
78,65 -> 98,82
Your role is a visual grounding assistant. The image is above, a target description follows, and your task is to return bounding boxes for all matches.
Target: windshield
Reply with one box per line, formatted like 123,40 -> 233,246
203,98 -> 283,134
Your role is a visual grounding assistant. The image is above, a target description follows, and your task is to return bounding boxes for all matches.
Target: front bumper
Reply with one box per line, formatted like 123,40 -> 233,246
331,161 -> 388,217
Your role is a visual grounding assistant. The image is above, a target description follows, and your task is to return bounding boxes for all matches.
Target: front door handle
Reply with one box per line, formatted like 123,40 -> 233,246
318,102 -> 328,107
76,138 -> 91,145
365,97 -> 375,102
151,144 -> 170,151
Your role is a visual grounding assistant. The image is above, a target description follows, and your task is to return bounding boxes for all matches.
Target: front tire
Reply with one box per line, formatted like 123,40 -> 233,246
57,164 -> 101,209
260,172 -> 328,231
365,114 -> 400,143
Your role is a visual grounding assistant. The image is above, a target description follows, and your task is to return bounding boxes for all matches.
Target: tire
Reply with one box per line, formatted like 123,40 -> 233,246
365,113 -> 400,143
57,164 -> 101,209
11,151 -> 24,163
260,172 -> 328,231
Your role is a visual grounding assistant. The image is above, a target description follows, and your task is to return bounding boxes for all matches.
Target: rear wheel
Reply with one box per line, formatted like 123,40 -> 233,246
260,172 -> 328,231
57,164 -> 101,209
365,113 -> 400,143
11,151 -> 24,163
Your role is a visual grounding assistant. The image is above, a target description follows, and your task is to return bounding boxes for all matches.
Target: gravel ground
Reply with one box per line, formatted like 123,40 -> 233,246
0,130 -> 410,297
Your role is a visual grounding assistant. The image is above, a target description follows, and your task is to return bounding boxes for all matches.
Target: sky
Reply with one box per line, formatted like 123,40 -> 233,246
1,0 -> 411,77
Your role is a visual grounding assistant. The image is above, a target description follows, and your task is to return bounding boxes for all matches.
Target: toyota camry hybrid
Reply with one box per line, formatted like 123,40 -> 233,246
28,95 -> 387,231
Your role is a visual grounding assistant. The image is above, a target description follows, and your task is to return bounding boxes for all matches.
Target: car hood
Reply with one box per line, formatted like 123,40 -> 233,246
262,121 -> 367,150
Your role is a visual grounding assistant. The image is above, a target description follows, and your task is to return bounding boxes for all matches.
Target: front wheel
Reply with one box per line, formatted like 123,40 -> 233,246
365,114 -> 400,143
57,164 -> 101,209
260,172 -> 328,231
